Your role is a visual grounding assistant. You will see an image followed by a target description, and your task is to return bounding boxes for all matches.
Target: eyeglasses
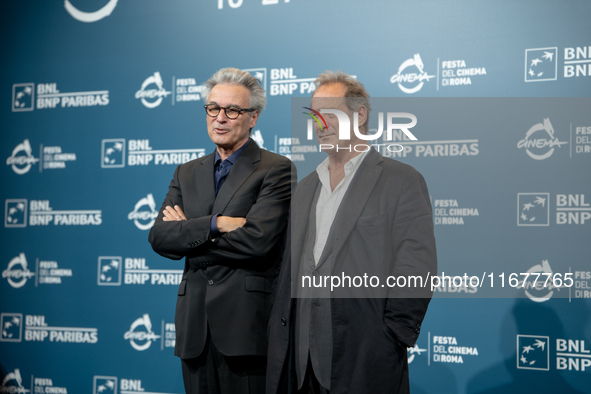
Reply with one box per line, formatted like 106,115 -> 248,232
204,104 -> 255,120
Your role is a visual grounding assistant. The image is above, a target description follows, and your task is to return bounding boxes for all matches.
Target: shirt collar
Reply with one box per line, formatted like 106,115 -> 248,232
214,138 -> 250,166
316,148 -> 370,191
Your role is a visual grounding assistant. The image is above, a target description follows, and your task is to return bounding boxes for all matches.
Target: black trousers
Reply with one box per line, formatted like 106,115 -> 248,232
181,331 -> 266,394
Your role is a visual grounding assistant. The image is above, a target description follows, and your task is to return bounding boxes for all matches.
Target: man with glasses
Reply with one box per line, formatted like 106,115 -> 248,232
149,67 -> 293,394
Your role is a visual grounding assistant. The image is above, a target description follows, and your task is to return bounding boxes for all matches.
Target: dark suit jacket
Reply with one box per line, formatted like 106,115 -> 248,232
267,149 -> 437,394
149,139 -> 293,359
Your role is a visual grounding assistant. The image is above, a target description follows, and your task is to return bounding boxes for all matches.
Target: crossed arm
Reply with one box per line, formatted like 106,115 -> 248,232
162,205 -> 246,233
149,159 -> 294,261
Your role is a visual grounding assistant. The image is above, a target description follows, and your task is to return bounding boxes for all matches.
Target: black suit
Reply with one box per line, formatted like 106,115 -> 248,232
267,149 -> 437,394
149,139 -> 293,361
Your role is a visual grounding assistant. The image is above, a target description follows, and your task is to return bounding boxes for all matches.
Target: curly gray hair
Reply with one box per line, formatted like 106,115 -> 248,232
201,67 -> 266,112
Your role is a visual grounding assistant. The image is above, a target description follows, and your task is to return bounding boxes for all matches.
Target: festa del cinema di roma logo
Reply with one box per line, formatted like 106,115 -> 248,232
123,314 -> 160,351
128,194 -> 159,230
303,107 -> 418,152
6,139 -> 38,175
64,0 -> 118,23
517,118 -> 567,160
2,253 -> 35,289
135,72 -> 171,108
390,54 -> 435,94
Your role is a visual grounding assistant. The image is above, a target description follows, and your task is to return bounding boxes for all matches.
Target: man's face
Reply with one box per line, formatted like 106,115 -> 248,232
310,83 -> 352,150
206,83 -> 258,152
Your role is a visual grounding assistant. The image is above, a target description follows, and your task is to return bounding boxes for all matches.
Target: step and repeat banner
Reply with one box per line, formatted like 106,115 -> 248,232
1,1 -> 590,393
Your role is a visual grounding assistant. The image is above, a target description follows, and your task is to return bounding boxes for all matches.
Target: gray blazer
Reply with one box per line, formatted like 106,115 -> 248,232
267,148 -> 437,394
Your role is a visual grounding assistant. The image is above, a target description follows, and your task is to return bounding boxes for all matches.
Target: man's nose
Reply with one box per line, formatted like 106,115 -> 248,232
215,109 -> 228,122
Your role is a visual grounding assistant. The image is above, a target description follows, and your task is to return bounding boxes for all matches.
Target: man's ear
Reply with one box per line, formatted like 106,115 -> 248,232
249,110 -> 259,129
356,105 -> 368,134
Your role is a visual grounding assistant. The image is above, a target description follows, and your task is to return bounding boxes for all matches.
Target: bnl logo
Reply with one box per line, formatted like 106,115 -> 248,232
1,313 -> 23,342
93,376 -> 117,394
12,83 -> 35,112
517,193 -> 549,226
98,257 -> 122,286
5,199 -> 28,228
102,139 -> 125,168
517,335 -> 549,371
525,47 -> 557,82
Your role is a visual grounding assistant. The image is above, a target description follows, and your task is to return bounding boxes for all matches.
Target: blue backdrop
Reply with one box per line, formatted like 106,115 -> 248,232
1,1 -> 590,393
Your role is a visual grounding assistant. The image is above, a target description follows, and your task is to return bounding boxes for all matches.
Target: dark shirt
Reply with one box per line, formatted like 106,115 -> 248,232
209,139 -> 250,238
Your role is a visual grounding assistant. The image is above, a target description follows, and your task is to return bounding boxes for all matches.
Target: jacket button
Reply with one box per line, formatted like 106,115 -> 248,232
281,318 -> 286,326
313,271 -> 319,276
208,279 -> 214,286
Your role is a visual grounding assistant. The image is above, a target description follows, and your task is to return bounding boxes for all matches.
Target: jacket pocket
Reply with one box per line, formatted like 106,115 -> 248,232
245,276 -> 273,293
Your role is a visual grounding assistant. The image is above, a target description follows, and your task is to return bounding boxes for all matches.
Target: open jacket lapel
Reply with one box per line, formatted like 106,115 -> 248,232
194,153 -> 216,216
212,138 -> 260,214
291,173 -> 321,273
326,149 -> 383,264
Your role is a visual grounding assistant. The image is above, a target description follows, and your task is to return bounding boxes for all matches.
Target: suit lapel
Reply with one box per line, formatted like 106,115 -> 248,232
291,174 -> 320,271
326,149 -> 383,263
212,138 -> 260,214
194,153 -> 216,216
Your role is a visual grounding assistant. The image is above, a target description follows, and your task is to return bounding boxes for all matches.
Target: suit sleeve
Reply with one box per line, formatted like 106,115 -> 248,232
206,159 -> 295,261
148,159 -> 295,263
148,164 -> 213,260
383,167 -> 437,348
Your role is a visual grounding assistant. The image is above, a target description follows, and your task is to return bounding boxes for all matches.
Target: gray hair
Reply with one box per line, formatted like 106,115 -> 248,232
201,67 -> 266,112
314,70 -> 371,132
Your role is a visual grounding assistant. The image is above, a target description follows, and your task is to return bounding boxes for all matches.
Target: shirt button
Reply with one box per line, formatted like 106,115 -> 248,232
281,317 -> 286,326
208,280 -> 214,286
